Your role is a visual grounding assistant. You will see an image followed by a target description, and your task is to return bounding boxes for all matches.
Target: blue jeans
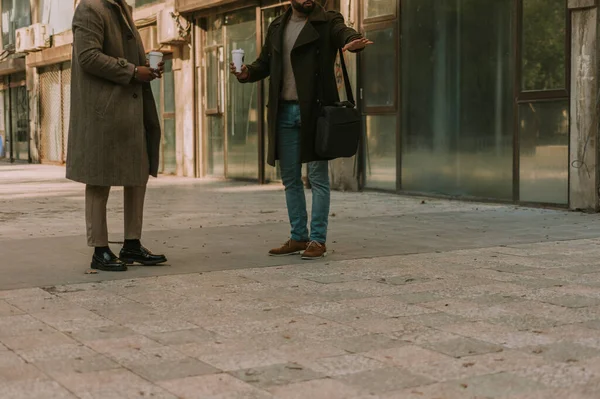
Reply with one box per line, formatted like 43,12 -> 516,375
277,103 -> 330,243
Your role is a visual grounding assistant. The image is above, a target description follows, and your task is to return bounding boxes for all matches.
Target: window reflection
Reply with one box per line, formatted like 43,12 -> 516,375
401,0 -> 514,199
519,101 -> 568,204
522,0 -> 566,91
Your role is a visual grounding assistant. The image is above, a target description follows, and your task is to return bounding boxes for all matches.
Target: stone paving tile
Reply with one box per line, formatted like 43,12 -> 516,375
127,357 -> 219,381
297,353 -> 387,377
326,333 -> 405,354
16,343 -> 98,363
158,373 -> 269,399
540,294 -> 600,309
487,314 -> 565,332
305,274 -> 364,284
34,355 -> 120,376
583,319 -> 600,330
52,368 -> 159,397
440,321 -> 557,348
0,350 -> 26,367
0,288 -> 53,300
394,311 -> 469,328
229,362 -> 324,388
460,372 -> 549,397
340,296 -> 437,318
78,387 -> 179,399
146,327 -> 218,346
420,298 -> 515,320
363,345 -> 490,381
267,378 -> 375,399
422,337 -> 504,358
377,382 -> 469,399
272,342 -> 347,361
338,367 -> 434,394
197,348 -> 289,371
511,363 -> 598,389
0,315 -> 54,337
67,325 -> 138,342
525,342 -> 600,363
0,300 -> 24,316
0,363 -> 48,383
0,379 -> 77,399
0,331 -> 77,351
389,292 -> 446,304
390,325 -> 465,346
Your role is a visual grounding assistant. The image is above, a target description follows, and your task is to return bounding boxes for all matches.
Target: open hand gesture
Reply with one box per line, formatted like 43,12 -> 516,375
343,38 -> 374,52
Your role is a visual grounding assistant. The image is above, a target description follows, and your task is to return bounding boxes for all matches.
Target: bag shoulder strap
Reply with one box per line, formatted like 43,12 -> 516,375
338,48 -> 355,106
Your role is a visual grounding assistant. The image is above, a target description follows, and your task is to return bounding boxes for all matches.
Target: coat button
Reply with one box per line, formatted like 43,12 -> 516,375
133,93 -> 138,99
127,33 -> 134,40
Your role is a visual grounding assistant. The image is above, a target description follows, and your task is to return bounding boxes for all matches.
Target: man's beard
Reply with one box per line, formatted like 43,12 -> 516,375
291,0 -> 315,15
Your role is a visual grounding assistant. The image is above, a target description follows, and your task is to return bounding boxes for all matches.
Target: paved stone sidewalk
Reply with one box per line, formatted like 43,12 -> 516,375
2,240 -> 600,398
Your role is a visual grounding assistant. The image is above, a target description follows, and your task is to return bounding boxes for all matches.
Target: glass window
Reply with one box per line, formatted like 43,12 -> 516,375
39,0 -> 74,34
519,100 -> 568,204
163,59 -> 175,114
365,115 -> 397,190
205,48 -> 220,112
364,0 -> 396,20
401,0 -> 514,199
225,8 -> 258,180
363,26 -> 395,109
126,0 -> 161,8
522,0 -> 566,91
162,118 -> 177,174
2,0 -> 31,50
0,88 -> 6,159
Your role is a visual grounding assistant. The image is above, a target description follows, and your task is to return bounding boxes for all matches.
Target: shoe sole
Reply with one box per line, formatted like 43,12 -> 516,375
268,251 -> 304,257
301,252 -> 328,260
91,263 -> 128,272
121,258 -> 167,266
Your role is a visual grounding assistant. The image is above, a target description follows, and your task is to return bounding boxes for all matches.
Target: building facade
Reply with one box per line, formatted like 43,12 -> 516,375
1,0 -> 599,212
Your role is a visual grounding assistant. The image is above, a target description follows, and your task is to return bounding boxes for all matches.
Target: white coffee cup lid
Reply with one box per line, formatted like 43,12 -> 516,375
148,51 -> 163,56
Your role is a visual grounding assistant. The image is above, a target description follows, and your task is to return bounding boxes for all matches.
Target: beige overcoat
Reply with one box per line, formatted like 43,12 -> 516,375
66,0 -> 161,186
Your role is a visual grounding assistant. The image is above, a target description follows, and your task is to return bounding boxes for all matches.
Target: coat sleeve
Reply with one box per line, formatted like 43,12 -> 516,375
242,25 -> 273,83
329,12 -> 363,52
72,1 -> 136,86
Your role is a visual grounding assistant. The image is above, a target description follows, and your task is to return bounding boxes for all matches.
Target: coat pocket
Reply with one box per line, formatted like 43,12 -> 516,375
94,84 -> 117,118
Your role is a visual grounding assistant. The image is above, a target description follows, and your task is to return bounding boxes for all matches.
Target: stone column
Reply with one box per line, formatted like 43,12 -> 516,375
174,44 -> 196,177
569,0 -> 600,211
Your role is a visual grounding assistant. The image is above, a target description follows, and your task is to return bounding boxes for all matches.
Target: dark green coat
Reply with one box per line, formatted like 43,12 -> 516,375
243,6 -> 362,166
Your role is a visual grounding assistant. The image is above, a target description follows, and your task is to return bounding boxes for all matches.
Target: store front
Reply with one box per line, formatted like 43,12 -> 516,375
0,72 -> 30,162
362,0 -> 569,205
182,0 -> 570,205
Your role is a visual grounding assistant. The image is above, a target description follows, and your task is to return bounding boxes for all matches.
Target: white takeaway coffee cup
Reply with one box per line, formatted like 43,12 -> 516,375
147,51 -> 164,70
232,49 -> 245,73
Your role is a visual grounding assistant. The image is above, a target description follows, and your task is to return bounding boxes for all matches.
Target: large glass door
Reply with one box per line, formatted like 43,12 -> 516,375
204,17 -> 226,177
225,9 -> 259,180
516,0 -> 569,205
1,73 -> 30,163
202,9 -> 259,180
360,2 -> 399,190
150,56 -> 177,175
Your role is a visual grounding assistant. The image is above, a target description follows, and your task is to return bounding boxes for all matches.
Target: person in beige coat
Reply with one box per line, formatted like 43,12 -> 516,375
66,0 -> 167,271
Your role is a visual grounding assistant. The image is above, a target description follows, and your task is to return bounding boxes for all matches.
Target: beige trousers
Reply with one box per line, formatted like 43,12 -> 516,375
85,185 -> 146,247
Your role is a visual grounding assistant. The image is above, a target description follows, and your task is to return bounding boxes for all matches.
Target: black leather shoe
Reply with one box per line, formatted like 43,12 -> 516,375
91,251 -> 128,272
120,246 -> 167,266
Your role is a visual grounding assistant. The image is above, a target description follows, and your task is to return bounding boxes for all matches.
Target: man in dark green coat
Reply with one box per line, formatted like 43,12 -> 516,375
231,0 -> 371,259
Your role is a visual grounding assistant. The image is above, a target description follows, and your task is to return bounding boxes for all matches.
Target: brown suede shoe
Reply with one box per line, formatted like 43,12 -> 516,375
302,241 -> 327,260
269,239 -> 308,257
